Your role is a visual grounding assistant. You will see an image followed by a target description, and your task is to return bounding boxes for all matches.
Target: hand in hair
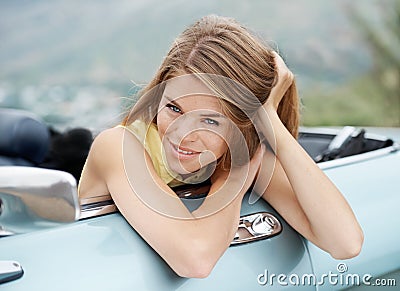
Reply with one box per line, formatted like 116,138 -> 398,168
264,51 -> 294,111
253,51 -> 363,260
253,52 -> 294,144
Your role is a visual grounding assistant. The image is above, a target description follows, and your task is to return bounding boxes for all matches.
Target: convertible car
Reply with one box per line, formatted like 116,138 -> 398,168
0,108 -> 399,290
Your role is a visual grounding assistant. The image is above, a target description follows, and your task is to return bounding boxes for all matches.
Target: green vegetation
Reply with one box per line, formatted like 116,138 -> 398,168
301,75 -> 398,126
302,0 -> 400,127
0,1 -> 398,128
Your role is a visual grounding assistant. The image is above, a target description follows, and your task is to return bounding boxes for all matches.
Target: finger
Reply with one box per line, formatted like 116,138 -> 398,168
272,51 -> 288,70
272,51 -> 293,82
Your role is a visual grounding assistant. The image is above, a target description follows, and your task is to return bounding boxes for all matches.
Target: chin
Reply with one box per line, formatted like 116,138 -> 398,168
176,164 -> 202,175
165,159 -> 198,175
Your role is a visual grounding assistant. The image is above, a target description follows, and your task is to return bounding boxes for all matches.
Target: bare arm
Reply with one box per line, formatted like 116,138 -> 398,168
255,52 -> 364,259
79,126 -> 263,278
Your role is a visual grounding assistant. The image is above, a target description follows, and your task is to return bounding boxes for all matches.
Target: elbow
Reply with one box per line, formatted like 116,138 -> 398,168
330,229 -> 364,260
171,240 -> 222,278
175,260 -> 214,279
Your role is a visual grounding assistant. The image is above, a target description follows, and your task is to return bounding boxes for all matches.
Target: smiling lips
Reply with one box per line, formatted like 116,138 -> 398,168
168,140 -> 200,159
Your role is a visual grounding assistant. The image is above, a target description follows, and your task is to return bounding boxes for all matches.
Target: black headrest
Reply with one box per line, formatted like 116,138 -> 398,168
0,108 -> 50,165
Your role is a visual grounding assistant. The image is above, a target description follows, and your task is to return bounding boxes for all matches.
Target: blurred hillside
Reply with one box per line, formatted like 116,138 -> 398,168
301,0 -> 400,126
0,0 -> 398,129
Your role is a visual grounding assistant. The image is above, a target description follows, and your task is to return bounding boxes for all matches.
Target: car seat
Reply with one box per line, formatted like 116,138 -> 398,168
0,108 -> 50,166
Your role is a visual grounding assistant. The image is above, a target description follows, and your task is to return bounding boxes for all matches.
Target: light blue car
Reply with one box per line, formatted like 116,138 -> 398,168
1,109 -> 399,290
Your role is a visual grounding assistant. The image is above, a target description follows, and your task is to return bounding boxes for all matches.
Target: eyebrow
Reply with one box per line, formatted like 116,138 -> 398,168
199,113 -> 226,119
164,95 -> 179,106
164,95 -> 226,119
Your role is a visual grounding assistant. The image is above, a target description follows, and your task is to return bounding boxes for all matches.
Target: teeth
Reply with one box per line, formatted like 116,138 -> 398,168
175,146 -> 194,155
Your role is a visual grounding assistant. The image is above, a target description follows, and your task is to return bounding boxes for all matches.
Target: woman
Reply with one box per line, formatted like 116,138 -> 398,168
78,15 -> 363,278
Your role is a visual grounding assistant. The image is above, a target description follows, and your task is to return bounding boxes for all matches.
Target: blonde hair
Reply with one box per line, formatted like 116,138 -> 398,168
123,15 -> 300,169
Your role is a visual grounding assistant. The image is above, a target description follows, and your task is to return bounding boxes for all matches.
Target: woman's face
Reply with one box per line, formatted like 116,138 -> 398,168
157,75 -> 229,174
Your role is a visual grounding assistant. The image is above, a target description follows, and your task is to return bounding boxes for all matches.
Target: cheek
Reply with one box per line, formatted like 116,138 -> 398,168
205,133 -> 228,158
156,110 -> 170,138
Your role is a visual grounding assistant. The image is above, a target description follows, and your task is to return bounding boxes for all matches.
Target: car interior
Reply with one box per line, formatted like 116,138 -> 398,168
0,108 -> 395,182
0,108 -> 397,239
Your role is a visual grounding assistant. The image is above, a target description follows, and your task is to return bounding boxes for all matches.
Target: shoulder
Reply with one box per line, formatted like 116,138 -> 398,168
86,127 -> 146,180
95,125 -> 130,142
88,127 -> 122,166
90,126 -> 145,169
79,126 -> 148,198
92,127 -> 124,149
78,127 -> 123,198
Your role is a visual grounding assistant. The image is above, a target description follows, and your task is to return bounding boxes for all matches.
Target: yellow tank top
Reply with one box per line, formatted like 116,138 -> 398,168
118,120 -> 180,186
118,120 -> 212,188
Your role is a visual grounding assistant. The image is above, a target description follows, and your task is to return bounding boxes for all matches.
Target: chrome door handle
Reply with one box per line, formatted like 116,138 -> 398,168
231,212 -> 282,246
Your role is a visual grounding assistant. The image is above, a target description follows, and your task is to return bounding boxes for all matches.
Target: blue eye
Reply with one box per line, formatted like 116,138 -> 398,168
204,118 -> 219,126
166,103 -> 181,113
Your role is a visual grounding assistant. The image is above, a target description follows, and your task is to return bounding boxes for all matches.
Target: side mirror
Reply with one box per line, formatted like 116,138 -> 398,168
0,166 -> 80,236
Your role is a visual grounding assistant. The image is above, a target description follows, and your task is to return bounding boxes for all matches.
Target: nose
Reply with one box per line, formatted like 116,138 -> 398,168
169,114 -> 199,143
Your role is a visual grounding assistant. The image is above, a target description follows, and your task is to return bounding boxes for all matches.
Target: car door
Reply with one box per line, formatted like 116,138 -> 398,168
1,192 -> 315,291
